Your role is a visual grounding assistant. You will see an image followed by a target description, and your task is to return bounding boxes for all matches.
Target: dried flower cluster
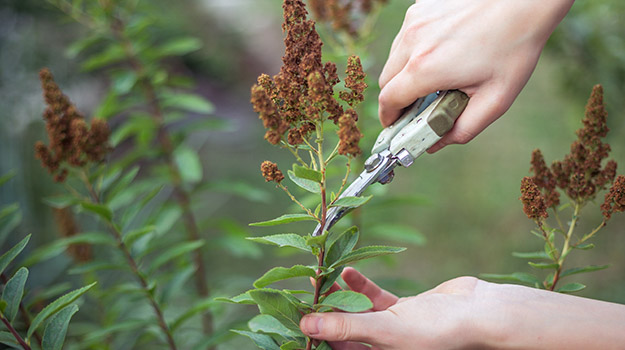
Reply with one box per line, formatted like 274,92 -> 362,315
261,160 -> 285,183
35,68 -> 111,182
250,0 -> 366,157
601,175 -> 625,220
525,85 -> 618,213
520,177 -> 548,220
308,0 -> 388,36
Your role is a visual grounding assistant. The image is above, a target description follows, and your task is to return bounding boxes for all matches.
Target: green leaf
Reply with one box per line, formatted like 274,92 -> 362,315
0,331 -> 19,348
527,262 -> 560,269
317,291 -> 372,312
23,232 -> 116,267
81,44 -> 125,71
247,234 -> 310,252
215,291 -> 255,305
80,202 -> 113,223
155,37 -> 203,57
0,235 -> 30,276
479,272 -> 541,285
512,251 -> 551,260
248,314 -> 301,340
287,170 -> 321,194
0,170 -> 16,187
325,226 -> 359,266
556,283 -> 586,293
280,341 -> 303,350
161,92 -> 214,114
254,265 -> 317,288
2,267 -> 28,322
204,180 -> 271,203
315,342 -> 332,350
560,265 -> 609,278
231,330 -> 280,350
123,225 -> 157,246
148,240 -> 204,273
330,245 -> 406,268
68,261 -> 123,275
0,207 -> 21,247
28,282 -> 96,339
319,266 -> 343,295
173,145 -> 203,184
83,319 -> 152,342
250,214 -> 316,227
249,289 -> 302,333
329,195 -> 372,209
170,298 -> 217,331
292,165 -> 322,183
41,304 -> 79,350
111,70 -> 137,95
574,243 -> 595,250
368,224 -> 426,246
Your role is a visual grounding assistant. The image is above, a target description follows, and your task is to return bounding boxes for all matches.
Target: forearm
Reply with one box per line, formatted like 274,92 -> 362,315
481,286 -> 625,349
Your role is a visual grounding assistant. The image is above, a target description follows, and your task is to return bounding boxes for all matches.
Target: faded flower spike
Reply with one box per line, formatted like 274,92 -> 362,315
261,161 -> 285,183
520,177 -> 548,220
35,68 -> 111,182
529,149 -> 560,208
601,175 -> 625,220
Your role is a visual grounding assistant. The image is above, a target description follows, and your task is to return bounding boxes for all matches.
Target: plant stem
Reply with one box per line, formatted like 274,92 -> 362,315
110,19 -> 213,338
550,202 -> 581,291
278,184 -> 319,220
0,313 -> 31,350
80,173 -> 178,350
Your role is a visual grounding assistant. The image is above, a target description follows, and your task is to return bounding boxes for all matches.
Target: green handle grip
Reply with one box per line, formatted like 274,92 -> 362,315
426,90 -> 469,137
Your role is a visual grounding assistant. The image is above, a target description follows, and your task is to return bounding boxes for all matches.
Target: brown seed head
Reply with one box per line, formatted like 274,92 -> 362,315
35,68 -> 111,182
529,149 -> 560,208
261,161 -> 285,183
337,109 -> 362,157
601,175 -> 625,221
520,177 -> 548,220
340,55 -> 367,106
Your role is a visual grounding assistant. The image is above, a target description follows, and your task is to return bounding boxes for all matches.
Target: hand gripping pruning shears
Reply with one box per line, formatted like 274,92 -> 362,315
312,90 -> 469,236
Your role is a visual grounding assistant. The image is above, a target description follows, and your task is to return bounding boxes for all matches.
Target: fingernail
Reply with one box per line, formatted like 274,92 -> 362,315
302,315 -> 323,336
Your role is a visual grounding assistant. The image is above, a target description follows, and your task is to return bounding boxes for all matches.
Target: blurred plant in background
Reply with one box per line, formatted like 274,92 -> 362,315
483,85 -> 625,293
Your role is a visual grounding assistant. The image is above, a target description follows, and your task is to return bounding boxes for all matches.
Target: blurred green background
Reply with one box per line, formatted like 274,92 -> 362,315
1,0 -> 624,346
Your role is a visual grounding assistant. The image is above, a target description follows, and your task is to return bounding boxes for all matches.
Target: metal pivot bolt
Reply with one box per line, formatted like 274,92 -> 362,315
365,153 -> 383,172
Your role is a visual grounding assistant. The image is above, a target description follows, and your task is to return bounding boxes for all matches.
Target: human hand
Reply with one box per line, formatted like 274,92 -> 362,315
301,271 -> 625,349
378,0 -> 575,152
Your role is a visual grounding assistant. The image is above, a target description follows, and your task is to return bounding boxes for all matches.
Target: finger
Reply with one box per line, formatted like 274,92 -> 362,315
341,267 -> 398,311
300,311 -> 395,345
378,61 -> 451,127
426,88 -> 510,153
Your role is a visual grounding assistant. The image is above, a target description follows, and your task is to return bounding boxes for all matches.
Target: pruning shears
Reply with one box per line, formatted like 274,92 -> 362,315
312,90 -> 469,236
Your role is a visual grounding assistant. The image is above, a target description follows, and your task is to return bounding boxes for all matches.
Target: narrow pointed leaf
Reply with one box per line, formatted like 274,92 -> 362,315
280,341 -> 302,350
0,171 -> 16,187
560,265 -> 609,278
250,214 -> 316,227
171,298 -> 218,331
330,245 -> 406,268
329,195 -> 372,209
479,272 -> 540,285
0,235 -> 30,276
215,291 -> 255,305
254,265 -> 317,288
28,282 -> 96,339
173,145 -> 203,184
527,262 -> 559,269
512,251 -> 551,260
249,289 -> 302,333
556,283 -> 586,293
2,267 -> 28,322
247,234 -> 311,252
42,304 -> 79,350
287,170 -> 320,193
80,202 -> 113,222
161,92 -> 214,114
231,330 -> 280,350
317,291 -> 372,312
248,314 -> 301,339
574,243 -> 595,250
155,37 -> 203,57
123,225 -> 157,245
148,240 -> 204,273
0,331 -> 19,347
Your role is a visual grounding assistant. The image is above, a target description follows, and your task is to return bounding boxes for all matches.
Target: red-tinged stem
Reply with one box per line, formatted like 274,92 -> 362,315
0,314 -> 31,350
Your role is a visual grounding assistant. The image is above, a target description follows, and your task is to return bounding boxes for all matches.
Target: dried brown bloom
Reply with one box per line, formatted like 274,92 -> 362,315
601,175 -> 625,220
337,109 -> 363,156
542,84 -> 617,201
529,149 -> 560,208
520,177 -> 548,220
261,161 -> 285,183
340,55 -> 367,106
250,0 -> 365,157
53,208 -> 92,262
35,68 -> 111,182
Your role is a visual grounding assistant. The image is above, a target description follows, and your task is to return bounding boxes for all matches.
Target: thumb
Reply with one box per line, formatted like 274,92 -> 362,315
300,311 -> 394,345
